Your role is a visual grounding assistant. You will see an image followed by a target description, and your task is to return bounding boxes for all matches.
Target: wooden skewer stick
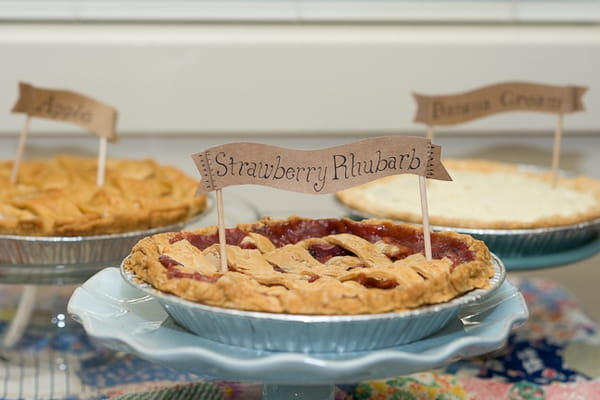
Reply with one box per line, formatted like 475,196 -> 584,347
419,175 -> 432,260
426,124 -> 434,143
7,117 -> 37,350
216,188 -> 228,272
1,285 -> 37,349
96,137 -> 107,186
10,116 -> 30,184
551,113 -> 563,188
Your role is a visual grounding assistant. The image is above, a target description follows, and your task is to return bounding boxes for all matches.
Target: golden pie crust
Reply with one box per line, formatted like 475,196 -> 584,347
336,159 -> 600,230
124,217 -> 494,315
0,155 -> 207,236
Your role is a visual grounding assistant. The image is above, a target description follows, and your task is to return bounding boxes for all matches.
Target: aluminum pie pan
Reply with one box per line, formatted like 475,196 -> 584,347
0,212 -> 209,266
344,205 -> 600,259
425,217 -> 600,258
120,254 -> 505,353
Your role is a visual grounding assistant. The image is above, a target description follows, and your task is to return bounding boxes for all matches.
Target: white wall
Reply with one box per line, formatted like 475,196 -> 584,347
0,23 -> 598,136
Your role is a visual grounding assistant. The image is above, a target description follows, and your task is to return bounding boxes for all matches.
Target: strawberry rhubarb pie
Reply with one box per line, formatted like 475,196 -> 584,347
124,217 -> 494,315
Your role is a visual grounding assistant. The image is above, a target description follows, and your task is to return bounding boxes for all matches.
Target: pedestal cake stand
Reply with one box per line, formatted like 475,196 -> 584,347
68,263 -> 528,400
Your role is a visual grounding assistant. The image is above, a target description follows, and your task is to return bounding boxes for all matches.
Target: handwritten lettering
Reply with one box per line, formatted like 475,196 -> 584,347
214,152 -> 328,192
35,95 -> 93,124
332,149 -> 421,180
432,99 -> 491,121
499,90 -> 562,111
210,148 -> 424,192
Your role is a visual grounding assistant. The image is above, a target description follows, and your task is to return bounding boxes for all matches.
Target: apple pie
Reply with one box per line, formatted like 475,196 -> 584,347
0,155 -> 207,236
123,216 -> 494,315
336,159 -> 600,230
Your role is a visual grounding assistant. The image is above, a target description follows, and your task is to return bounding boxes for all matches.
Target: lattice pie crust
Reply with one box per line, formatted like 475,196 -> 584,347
124,217 -> 494,315
0,156 -> 207,236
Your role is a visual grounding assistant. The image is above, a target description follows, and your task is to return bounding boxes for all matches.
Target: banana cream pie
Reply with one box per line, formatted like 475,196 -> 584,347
336,159 -> 600,230
124,216 -> 494,315
0,155 -> 207,236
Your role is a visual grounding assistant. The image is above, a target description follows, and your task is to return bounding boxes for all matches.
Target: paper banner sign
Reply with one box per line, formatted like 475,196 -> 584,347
11,82 -> 118,141
191,136 -> 451,195
413,82 -> 587,126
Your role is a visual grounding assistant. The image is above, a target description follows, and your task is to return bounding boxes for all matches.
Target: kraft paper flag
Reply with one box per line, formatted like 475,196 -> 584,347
413,81 -> 586,126
12,82 -> 118,141
191,136 -> 451,195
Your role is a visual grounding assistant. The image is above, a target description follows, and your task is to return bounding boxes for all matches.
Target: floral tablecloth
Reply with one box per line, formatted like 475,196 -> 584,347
1,277 -> 599,400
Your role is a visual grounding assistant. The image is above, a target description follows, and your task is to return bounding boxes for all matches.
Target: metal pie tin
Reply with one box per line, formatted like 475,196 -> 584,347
428,218 -> 600,258
121,254 -> 505,353
0,224 -> 186,285
344,206 -> 600,259
1,223 -> 172,265
0,215 -> 209,266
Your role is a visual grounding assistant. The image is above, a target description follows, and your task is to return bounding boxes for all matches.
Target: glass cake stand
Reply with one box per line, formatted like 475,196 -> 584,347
0,195 -> 260,354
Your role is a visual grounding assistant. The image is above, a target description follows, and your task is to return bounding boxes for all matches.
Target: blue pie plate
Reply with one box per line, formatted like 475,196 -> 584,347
68,267 -> 527,400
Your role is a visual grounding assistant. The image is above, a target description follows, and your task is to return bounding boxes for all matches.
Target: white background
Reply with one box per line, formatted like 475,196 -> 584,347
0,23 -> 598,135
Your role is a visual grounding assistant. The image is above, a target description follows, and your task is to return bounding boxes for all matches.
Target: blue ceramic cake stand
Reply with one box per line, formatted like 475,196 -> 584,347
68,268 -> 527,400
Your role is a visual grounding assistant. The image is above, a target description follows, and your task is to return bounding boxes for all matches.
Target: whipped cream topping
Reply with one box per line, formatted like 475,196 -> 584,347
362,170 -> 596,224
